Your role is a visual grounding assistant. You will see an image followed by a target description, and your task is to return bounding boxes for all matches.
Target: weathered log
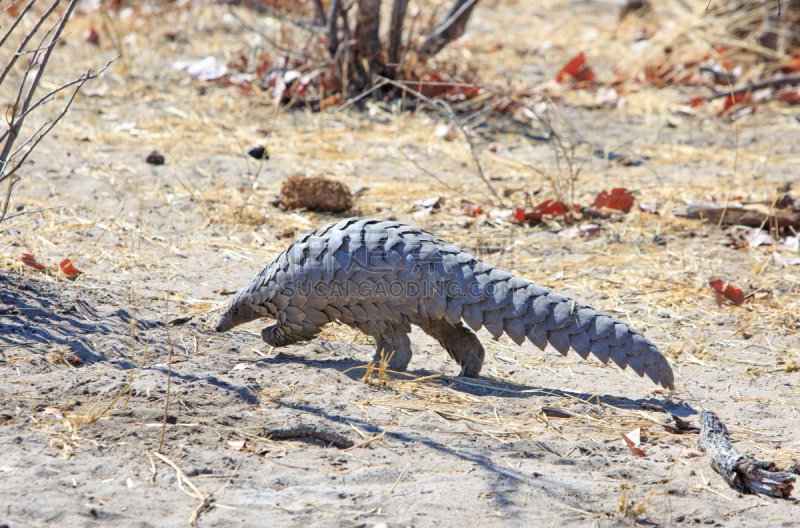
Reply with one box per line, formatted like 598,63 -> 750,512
266,425 -> 354,449
697,409 -> 797,498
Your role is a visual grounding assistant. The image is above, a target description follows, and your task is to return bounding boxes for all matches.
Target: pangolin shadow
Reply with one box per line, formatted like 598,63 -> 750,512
275,397 -> 617,519
252,350 -> 696,417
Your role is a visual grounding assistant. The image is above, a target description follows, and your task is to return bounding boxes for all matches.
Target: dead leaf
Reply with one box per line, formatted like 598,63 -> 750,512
558,224 -> 601,238
718,92 -> 749,116
594,188 -> 634,213
172,56 -> 228,81
638,203 -> 659,215
59,259 -> 82,279
41,407 -> 65,420
256,447 -> 286,458
709,279 -> 745,307
412,207 -> 434,218
84,27 -> 100,45
459,200 -> 482,216
413,197 -> 443,209
228,440 -> 247,451
775,252 -> 800,266
21,253 -> 46,270
556,52 -> 595,84
622,428 -> 645,456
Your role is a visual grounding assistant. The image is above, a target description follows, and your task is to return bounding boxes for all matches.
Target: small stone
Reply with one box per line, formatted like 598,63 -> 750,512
248,146 -> 269,160
145,150 -> 165,165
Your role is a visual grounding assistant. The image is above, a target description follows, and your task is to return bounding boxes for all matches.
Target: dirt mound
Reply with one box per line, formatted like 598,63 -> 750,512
279,175 -> 353,213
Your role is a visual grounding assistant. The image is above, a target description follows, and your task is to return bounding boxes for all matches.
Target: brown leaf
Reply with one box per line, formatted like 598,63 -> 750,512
622,428 -> 646,457
21,254 -> 46,270
84,27 -> 100,46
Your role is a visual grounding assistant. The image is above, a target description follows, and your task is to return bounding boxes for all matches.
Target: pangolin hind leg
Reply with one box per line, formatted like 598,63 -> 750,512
373,332 -> 413,371
422,319 -> 485,378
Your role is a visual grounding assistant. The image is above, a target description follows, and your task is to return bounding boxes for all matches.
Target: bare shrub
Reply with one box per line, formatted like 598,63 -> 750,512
0,0 -> 113,224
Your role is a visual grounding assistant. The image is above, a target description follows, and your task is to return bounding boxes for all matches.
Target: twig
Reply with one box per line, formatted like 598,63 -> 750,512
0,205 -> 61,222
706,75 -> 800,101
152,451 -> 214,525
397,148 -> 470,199
266,425 -> 354,449
388,463 -> 410,494
417,0 -> 481,57
0,0 -> 36,50
158,293 -> 174,454
697,409 -> 797,498
374,75 -> 506,207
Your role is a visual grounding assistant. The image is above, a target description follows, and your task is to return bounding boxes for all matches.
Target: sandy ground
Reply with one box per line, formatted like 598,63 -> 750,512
2,1 -> 800,527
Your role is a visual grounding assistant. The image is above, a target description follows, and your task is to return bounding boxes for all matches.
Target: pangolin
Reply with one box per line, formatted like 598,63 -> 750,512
216,218 -> 675,389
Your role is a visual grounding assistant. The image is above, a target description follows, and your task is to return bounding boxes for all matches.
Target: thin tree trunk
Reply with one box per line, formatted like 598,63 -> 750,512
417,0 -> 480,57
388,0 -> 409,71
354,0 -> 383,88
327,0 -> 342,58
312,0 -> 326,26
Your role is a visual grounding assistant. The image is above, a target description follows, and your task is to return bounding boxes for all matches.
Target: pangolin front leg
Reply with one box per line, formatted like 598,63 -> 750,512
422,319 -> 485,378
373,333 -> 413,371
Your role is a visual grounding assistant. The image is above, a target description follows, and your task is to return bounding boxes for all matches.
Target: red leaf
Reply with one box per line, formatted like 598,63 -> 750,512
534,199 -> 570,217
777,90 -> 800,105
556,53 -> 595,84
593,188 -> 634,213
21,254 -> 46,270
60,259 -> 82,279
84,27 -> 100,45
718,92 -> 749,116
780,56 -> 800,74
709,279 -> 745,306
688,97 -> 706,107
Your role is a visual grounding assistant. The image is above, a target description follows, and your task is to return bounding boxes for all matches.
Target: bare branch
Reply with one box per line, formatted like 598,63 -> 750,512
0,0 -> 37,50
0,0 -> 60,88
0,0 -> 98,224
0,58 -> 114,146
0,59 -> 115,191
417,0 -> 480,57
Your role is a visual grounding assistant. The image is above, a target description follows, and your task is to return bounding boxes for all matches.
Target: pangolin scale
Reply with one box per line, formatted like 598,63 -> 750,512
216,218 -> 675,390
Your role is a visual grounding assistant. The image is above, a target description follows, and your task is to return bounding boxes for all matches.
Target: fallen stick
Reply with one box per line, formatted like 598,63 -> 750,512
266,424 -> 354,449
706,75 -> 800,101
697,410 -> 797,498
683,204 -> 800,230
